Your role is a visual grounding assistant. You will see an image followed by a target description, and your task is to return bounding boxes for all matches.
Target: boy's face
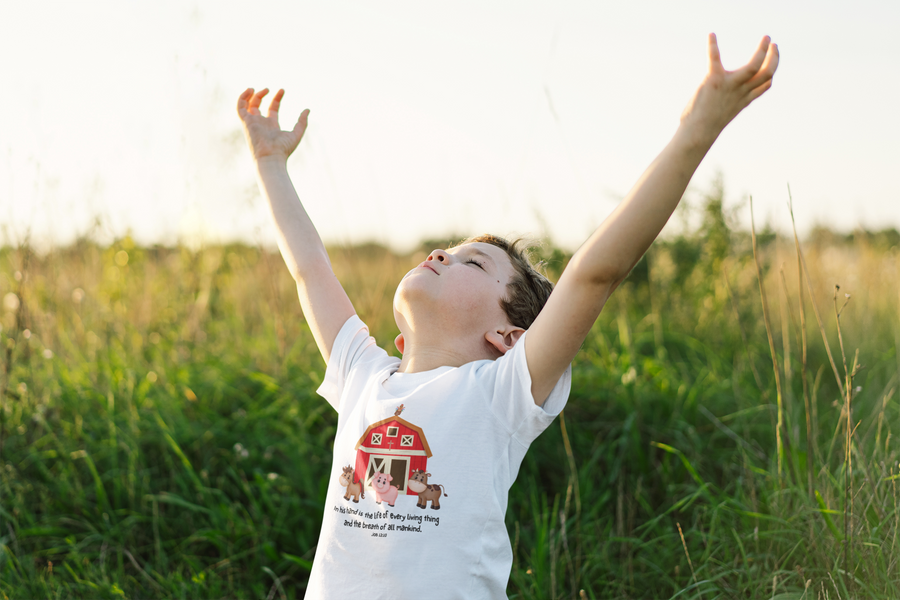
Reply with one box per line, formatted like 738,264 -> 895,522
393,242 -> 516,346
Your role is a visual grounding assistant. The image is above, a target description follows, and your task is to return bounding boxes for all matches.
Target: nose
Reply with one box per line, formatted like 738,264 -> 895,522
427,249 -> 450,264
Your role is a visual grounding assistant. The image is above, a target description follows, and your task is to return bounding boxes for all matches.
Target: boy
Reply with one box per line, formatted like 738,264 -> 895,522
238,33 -> 778,598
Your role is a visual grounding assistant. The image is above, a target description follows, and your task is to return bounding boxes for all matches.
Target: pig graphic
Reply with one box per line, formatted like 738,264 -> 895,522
371,473 -> 400,507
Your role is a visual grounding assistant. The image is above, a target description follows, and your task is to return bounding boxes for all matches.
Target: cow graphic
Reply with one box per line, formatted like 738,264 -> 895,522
408,470 -> 448,510
338,466 -> 365,503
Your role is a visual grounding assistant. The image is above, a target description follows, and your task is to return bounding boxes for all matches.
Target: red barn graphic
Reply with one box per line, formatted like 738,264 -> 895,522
354,416 -> 432,496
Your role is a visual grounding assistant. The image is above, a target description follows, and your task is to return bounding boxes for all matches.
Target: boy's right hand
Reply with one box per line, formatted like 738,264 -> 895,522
237,87 -> 356,366
237,88 -> 309,162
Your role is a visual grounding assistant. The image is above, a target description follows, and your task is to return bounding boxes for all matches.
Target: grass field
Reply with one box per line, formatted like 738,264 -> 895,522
1,200 -> 899,598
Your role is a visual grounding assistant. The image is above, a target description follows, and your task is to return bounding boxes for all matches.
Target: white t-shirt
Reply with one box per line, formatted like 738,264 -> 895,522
306,315 -> 571,599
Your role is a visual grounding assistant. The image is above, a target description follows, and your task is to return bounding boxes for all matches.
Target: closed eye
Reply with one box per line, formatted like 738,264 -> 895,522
466,259 -> 485,270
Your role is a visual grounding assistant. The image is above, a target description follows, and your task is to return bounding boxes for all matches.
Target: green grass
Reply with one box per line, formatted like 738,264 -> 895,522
1,214 -> 899,598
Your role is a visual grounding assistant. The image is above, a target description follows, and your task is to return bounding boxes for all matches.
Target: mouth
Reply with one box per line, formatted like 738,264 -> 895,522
418,262 -> 439,275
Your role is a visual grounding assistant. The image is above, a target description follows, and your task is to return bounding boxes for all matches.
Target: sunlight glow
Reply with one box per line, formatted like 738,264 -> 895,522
2,0 -> 898,251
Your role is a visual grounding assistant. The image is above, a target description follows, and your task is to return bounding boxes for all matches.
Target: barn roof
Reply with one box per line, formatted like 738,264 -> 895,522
354,416 -> 433,458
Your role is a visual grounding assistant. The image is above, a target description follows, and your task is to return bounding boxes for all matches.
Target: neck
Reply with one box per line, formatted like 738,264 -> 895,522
396,347 -> 463,374
396,330 -> 499,374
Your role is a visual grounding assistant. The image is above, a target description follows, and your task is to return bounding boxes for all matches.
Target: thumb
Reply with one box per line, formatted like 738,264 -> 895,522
291,108 -> 310,141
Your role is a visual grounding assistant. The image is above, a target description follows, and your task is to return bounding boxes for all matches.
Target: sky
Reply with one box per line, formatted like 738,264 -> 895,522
2,0 -> 899,252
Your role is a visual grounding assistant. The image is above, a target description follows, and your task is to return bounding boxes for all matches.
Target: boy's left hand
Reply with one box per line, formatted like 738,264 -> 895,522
524,34 -> 778,406
680,33 -> 779,142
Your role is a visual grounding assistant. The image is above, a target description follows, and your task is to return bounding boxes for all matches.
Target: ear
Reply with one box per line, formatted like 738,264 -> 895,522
394,333 -> 405,354
485,325 -> 525,356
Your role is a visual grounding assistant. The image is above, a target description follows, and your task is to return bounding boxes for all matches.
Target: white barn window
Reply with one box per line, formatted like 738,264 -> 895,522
371,433 -> 382,445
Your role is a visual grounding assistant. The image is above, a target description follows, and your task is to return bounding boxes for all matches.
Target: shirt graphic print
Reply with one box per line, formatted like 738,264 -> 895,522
338,404 -> 448,516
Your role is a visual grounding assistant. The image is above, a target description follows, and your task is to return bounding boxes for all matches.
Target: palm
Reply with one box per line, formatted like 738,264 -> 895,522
237,88 -> 309,160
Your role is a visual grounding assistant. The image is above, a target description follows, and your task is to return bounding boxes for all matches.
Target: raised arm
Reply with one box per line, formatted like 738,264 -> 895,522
237,88 -> 355,364
526,34 -> 779,404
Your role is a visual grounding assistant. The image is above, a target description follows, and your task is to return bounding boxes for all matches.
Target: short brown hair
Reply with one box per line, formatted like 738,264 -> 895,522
455,234 -> 554,330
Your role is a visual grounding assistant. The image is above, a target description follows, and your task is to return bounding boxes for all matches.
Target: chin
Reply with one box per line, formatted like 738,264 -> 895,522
393,277 -> 435,312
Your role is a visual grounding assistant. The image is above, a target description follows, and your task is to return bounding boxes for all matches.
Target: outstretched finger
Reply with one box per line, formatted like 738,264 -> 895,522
266,89 -> 285,119
761,42 -> 779,77
734,36 -> 771,84
708,33 -> 723,74
744,43 -> 779,92
249,88 -> 269,114
237,88 -> 254,119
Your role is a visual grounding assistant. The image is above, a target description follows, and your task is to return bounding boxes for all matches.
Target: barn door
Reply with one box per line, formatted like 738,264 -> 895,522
365,455 -> 409,493
388,458 -> 409,493
365,456 -> 386,486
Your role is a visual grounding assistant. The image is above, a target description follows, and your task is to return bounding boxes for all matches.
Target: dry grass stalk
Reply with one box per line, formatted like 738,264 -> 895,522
779,265 -> 795,401
873,388 -> 893,460
796,236 -> 845,399
723,265 -> 765,391
779,265 -> 804,479
892,465 -> 899,577
557,509 -> 577,598
676,522 -> 697,587
832,286 -> 859,592
750,196 -> 787,483
559,410 -> 582,518
557,409 -> 582,596
788,195 -> 815,501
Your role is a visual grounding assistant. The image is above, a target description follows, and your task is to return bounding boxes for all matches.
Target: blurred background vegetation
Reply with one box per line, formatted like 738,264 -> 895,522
1,186 -> 899,598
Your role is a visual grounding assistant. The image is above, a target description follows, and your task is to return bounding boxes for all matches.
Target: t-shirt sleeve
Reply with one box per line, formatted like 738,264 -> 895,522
484,330 -> 572,447
315,314 -> 390,412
